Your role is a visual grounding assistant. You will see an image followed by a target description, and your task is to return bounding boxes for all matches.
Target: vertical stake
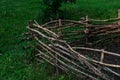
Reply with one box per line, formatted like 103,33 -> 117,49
118,9 -> 120,25
58,19 -> 62,38
85,16 -> 89,46
118,9 -> 120,30
100,49 -> 105,63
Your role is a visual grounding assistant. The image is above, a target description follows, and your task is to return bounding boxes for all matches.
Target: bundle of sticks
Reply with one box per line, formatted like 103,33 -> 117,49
26,18 -> 120,80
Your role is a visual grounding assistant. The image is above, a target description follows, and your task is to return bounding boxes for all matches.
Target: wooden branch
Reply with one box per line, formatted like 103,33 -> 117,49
72,47 -> 120,57
33,22 -> 59,38
89,18 -> 120,22
104,67 -> 120,77
27,27 -> 65,43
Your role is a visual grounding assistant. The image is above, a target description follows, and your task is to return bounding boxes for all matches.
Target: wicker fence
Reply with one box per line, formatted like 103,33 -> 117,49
25,17 -> 120,80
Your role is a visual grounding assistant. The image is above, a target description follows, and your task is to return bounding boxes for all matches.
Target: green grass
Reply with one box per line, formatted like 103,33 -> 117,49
0,0 -> 120,80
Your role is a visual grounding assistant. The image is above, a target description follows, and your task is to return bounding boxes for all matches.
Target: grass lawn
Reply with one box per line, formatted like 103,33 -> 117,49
0,0 -> 120,80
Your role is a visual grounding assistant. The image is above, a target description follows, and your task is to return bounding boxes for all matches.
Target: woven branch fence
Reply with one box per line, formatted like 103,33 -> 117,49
25,16 -> 120,80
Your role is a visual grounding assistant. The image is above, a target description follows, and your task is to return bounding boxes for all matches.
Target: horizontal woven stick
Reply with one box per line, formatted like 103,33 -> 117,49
61,24 -> 81,30
89,30 -> 120,37
89,24 -> 120,28
95,34 -> 120,44
72,47 -> 120,57
61,20 -> 86,24
91,27 -> 119,34
45,23 -> 78,29
62,30 -> 84,36
93,27 -> 120,33
42,20 -> 58,27
95,30 -> 120,37
63,35 -> 85,40
89,18 -> 120,22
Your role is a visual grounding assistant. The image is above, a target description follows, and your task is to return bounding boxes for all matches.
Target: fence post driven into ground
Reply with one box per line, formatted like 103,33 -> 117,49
118,9 -> 120,30
58,19 -> 62,38
85,16 -> 88,45
85,16 -> 92,47
100,49 -> 105,63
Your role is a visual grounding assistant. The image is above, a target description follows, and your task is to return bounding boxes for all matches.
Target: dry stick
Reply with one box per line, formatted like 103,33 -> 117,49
91,26 -> 119,35
63,35 -> 85,40
33,20 -> 59,38
61,20 -> 87,25
89,18 -> 120,22
95,30 -> 120,37
27,27 -> 65,43
90,30 -> 120,37
61,24 -> 81,30
95,34 -> 120,44
72,47 -> 120,68
33,36 -> 98,80
51,44 -> 75,59
89,24 -> 120,28
44,25 -> 59,29
62,30 -> 84,36
103,67 -> 120,77
72,47 -> 120,58
42,20 -> 58,27
63,30 -> 84,33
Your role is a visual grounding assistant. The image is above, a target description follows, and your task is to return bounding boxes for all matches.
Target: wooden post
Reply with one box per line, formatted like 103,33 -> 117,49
85,16 -> 89,44
118,9 -> 120,25
118,9 -> 120,30
58,19 -> 62,39
100,49 -> 105,63
85,16 -> 92,47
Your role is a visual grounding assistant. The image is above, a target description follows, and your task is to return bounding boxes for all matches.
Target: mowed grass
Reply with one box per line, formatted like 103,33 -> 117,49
0,0 -> 120,80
